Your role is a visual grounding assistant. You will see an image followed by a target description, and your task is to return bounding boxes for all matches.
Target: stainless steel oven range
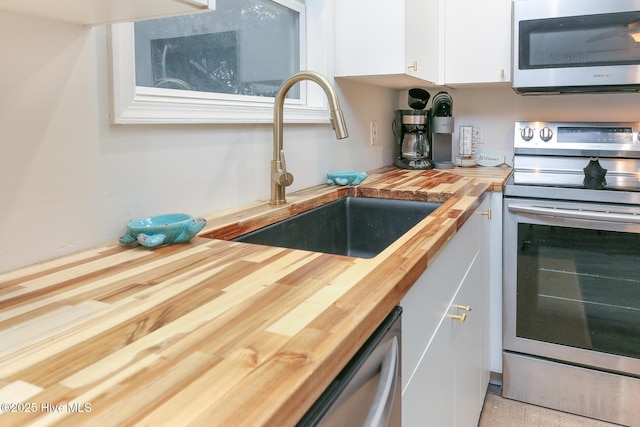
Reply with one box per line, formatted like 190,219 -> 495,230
503,121 -> 640,426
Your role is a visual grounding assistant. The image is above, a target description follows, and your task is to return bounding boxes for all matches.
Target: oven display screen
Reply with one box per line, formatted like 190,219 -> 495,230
558,127 -> 633,144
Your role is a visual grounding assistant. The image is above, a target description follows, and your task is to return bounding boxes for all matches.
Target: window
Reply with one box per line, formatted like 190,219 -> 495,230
109,0 -> 332,124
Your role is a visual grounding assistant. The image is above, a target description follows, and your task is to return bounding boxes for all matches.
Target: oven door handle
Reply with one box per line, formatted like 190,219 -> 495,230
508,204 -> 640,224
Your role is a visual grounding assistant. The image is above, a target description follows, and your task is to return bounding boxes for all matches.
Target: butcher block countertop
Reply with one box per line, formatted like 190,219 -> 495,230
0,166 -> 511,427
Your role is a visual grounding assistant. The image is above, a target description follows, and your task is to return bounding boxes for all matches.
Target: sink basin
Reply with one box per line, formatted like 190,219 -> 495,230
233,197 -> 442,258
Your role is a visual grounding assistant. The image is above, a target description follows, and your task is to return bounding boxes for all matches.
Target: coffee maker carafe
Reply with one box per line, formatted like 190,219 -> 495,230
402,111 -> 429,158
394,89 -> 433,170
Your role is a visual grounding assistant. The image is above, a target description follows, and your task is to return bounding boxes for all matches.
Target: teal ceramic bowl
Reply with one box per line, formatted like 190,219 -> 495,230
327,171 -> 368,186
120,213 -> 206,248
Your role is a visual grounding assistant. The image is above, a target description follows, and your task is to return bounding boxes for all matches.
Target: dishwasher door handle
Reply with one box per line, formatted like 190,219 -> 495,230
363,336 -> 399,427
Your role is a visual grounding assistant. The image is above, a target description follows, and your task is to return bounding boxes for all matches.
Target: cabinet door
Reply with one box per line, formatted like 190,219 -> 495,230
444,0 -> 512,84
402,314 -> 455,427
404,0 -> 441,84
404,247 -> 486,427
334,0 -> 440,87
335,0 -> 403,77
453,255 -> 486,426
453,197 -> 491,427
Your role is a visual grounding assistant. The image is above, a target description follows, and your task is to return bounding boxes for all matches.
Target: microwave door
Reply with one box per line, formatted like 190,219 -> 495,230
513,1 -> 640,93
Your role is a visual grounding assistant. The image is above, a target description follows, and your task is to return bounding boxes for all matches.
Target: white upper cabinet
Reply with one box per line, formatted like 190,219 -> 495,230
0,0 -> 215,26
444,0 -> 512,85
334,0 -> 442,88
334,0 -> 512,88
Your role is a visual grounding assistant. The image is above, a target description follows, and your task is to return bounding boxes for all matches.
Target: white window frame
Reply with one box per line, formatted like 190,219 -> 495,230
108,0 -> 332,124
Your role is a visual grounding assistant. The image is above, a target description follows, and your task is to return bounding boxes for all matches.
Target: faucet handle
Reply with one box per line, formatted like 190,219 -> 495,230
275,149 -> 294,186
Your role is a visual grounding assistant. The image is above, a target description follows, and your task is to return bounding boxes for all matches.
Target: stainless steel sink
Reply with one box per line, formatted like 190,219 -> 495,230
233,197 -> 442,258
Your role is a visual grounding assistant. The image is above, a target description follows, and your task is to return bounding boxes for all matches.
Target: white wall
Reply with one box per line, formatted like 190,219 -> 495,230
0,11 -> 397,273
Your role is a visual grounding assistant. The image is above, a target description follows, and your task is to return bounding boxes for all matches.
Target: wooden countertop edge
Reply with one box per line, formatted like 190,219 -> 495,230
0,166 -> 510,427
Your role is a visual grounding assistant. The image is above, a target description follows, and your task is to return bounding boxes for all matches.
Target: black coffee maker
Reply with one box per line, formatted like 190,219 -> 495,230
430,91 -> 455,169
393,89 -> 433,170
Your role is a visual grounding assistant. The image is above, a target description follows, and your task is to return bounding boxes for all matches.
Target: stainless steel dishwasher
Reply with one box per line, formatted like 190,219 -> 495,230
297,306 -> 402,427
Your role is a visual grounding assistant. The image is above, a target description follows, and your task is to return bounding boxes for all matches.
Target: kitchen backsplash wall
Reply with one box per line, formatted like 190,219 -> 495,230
3,10 -> 640,274
422,86 -> 640,164
0,11 -> 396,273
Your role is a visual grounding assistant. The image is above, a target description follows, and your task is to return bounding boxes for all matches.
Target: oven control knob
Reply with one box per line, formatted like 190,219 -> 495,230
540,127 -> 553,142
520,126 -> 534,141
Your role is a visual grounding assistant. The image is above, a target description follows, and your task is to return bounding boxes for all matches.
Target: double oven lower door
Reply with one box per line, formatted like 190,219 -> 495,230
503,196 -> 640,426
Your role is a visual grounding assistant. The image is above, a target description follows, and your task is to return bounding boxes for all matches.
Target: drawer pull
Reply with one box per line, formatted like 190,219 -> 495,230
449,313 -> 467,324
454,304 -> 472,311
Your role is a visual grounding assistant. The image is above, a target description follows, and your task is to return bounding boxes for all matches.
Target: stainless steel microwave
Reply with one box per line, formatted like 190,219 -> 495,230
513,0 -> 640,95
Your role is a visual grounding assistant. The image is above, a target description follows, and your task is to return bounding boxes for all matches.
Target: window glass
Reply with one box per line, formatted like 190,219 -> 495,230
109,0 -> 332,124
134,0 -> 303,99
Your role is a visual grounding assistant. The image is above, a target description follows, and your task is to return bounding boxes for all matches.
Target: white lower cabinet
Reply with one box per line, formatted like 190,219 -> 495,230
402,305 -> 455,426
401,197 -> 490,426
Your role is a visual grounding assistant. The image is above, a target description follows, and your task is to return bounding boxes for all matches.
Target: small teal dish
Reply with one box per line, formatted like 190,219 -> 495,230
327,171 -> 368,186
119,213 -> 206,248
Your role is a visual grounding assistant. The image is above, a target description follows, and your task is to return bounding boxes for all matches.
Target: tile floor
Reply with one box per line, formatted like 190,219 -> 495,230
478,384 -> 624,427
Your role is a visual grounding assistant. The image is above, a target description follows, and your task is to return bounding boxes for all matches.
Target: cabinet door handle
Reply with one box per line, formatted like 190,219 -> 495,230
480,208 -> 492,220
449,313 -> 467,323
454,304 -> 472,311
407,61 -> 418,71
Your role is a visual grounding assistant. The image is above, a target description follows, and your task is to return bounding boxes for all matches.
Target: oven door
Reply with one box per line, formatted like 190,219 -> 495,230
503,197 -> 640,376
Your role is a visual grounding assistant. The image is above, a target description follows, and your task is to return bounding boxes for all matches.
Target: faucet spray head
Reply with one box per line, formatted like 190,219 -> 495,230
331,109 -> 349,140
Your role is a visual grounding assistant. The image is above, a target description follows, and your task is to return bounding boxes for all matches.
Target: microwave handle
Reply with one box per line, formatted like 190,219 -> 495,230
508,204 -> 640,225
362,336 -> 399,427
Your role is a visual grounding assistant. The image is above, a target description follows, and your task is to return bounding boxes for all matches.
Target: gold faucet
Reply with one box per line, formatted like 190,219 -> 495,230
270,70 -> 349,205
